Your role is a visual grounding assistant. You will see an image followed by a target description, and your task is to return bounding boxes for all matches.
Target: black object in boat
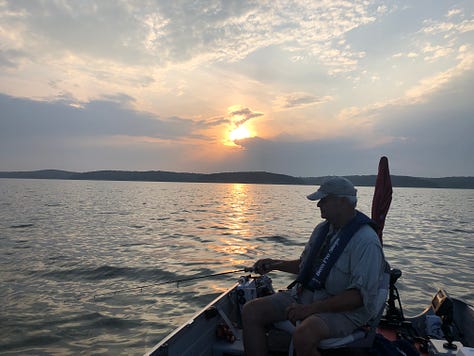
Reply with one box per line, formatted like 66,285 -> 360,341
381,268 -> 405,327
432,289 -> 457,350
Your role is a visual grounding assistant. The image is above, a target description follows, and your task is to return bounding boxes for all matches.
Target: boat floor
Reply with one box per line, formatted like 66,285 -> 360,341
212,327 -> 419,356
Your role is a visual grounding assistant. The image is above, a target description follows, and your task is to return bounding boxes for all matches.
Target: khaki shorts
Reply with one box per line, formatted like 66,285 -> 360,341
267,290 -> 358,338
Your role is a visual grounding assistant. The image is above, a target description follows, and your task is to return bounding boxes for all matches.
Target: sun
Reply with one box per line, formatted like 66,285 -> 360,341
229,126 -> 251,141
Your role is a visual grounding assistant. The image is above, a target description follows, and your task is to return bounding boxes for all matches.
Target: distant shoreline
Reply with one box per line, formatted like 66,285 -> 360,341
1,169 -> 473,189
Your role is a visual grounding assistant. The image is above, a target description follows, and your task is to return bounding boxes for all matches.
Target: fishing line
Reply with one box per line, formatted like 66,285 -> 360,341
82,267 -> 253,301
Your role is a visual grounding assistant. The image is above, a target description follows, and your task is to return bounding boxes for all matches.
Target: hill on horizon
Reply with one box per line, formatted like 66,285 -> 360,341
0,169 -> 473,189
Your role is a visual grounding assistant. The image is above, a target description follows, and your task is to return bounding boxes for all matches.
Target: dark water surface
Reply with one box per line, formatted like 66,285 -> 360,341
1,179 -> 473,355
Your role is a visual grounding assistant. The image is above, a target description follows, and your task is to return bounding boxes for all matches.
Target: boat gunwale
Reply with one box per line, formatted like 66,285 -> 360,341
145,282 -> 239,356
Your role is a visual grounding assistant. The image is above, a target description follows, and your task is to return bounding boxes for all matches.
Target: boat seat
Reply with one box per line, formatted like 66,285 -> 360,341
274,267 -> 390,355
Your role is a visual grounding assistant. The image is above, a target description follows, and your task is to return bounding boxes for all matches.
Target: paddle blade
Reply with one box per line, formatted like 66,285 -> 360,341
371,156 -> 392,244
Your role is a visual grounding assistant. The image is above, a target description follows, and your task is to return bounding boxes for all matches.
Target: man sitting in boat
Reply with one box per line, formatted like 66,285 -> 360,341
242,176 -> 387,356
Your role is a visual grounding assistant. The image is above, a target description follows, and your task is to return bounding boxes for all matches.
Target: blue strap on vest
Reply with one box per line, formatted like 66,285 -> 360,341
296,211 -> 377,291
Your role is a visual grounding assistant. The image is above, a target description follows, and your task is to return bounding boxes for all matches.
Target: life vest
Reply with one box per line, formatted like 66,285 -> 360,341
296,211 -> 378,291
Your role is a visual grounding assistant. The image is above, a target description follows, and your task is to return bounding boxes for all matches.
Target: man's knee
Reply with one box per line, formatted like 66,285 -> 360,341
242,297 -> 276,327
293,316 -> 330,351
242,298 -> 264,325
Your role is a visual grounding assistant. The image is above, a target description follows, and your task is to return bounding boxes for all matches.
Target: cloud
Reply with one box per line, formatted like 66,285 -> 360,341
405,47 -> 474,102
340,70 -> 474,176
0,93 -> 204,141
228,107 -> 263,127
421,19 -> 474,36
447,9 -> 463,18
274,92 -> 333,110
221,135 -> 381,176
0,1 -> 383,73
197,115 -> 230,128
0,93 -> 227,171
0,49 -> 24,68
340,44 -> 474,122
422,44 -> 454,62
0,1 -> 156,64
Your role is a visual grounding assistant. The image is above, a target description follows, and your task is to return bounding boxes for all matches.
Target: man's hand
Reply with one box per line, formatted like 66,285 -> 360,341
253,258 -> 275,274
285,303 -> 317,324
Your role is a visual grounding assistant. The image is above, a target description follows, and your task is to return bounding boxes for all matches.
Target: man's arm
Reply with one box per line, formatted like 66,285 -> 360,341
254,258 -> 300,275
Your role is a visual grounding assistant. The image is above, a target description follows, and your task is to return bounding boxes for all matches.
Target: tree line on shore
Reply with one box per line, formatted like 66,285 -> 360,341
1,169 -> 473,189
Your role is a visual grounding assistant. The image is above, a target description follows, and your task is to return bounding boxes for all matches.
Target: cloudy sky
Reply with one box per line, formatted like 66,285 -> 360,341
1,0 -> 473,177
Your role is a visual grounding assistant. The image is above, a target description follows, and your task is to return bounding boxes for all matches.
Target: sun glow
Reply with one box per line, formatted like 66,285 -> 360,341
229,126 -> 251,141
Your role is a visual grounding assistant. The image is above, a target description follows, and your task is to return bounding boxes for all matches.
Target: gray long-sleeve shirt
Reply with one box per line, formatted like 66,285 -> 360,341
298,222 -> 386,326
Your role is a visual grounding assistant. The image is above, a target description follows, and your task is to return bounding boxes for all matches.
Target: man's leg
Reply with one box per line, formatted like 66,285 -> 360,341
242,296 -> 286,356
292,315 -> 331,356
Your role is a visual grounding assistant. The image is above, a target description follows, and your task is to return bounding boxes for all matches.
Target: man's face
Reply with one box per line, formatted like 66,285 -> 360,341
317,195 -> 341,221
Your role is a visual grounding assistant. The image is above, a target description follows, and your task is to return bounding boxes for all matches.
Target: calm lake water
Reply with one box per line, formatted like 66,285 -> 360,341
0,179 -> 473,355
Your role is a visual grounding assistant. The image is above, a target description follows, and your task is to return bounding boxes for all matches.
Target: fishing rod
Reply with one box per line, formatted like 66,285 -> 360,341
83,267 -> 254,301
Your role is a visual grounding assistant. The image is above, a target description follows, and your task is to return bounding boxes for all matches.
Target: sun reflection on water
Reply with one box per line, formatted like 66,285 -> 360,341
208,183 -> 258,257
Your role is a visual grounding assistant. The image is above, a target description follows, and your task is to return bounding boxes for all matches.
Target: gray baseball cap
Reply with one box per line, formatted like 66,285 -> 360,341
307,176 -> 357,201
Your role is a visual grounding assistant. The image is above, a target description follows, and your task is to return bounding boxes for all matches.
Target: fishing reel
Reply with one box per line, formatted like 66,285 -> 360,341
235,274 -> 275,309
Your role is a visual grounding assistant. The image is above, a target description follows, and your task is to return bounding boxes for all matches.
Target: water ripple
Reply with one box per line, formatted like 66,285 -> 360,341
9,223 -> 34,229
37,266 -> 182,283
